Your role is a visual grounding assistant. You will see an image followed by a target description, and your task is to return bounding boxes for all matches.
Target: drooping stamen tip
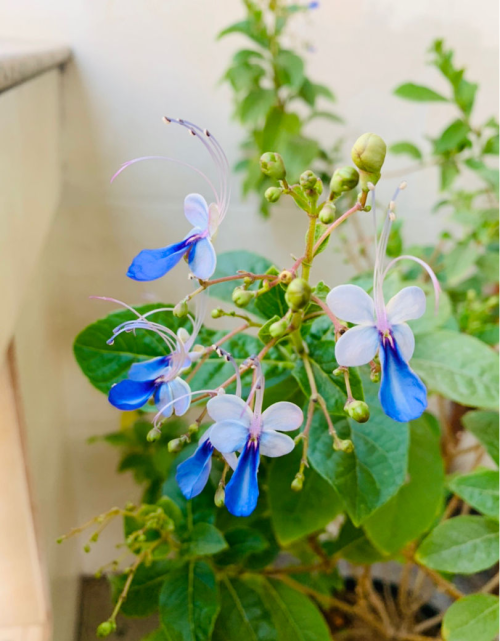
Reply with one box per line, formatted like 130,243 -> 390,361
399,181 -> 408,190
204,129 -> 211,137
389,212 -> 396,222
162,116 -> 172,124
389,200 -> 396,212
188,129 -> 196,136
367,182 -> 375,191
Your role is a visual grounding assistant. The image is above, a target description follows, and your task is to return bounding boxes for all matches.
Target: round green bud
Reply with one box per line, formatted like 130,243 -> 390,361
285,278 -> 312,311
329,166 -> 359,198
211,307 -> 224,319
265,186 -> 283,203
279,270 -> 293,285
214,485 -> 225,508
147,428 -> 161,443
232,287 -> 255,308
243,276 -> 253,286
188,422 -> 199,435
173,300 -> 189,318
300,170 -> 321,192
83,544 -> 91,553
260,152 -> 286,181
291,473 -> 304,492
319,202 -> 336,224
269,318 -> 288,339
96,621 -> 117,638
344,400 -> 370,423
334,438 -> 354,453
168,438 -> 184,453
370,369 -> 381,383
351,133 -> 387,175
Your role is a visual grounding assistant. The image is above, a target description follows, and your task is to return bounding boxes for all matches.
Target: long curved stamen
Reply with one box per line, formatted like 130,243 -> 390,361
382,255 -> 441,313
246,357 -> 265,422
183,292 -> 208,352
111,155 -> 219,205
214,347 -> 242,398
153,388 -> 216,429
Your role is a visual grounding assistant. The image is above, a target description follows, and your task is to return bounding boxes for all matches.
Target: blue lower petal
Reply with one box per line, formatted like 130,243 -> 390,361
127,237 -> 195,281
225,438 -> 260,517
128,356 -> 171,382
176,440 -> 214,500
379,337 -> 427,422
108,378 -> 156,410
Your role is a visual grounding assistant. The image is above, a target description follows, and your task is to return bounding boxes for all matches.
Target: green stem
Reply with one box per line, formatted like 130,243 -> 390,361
301,213 -> 317,281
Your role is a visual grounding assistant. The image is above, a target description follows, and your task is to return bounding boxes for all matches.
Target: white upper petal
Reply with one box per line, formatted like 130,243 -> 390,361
209,419 -> 249,453
184,193 -> 209,229
386,286 -> 426,325
392,323 -> 415,362
326,284 -> 375,325
261,402 -> 303,433
169,377 -> 191,416
208,203 -> 220,237
207,394 -> 253,427
335,324 -> 380,367
260,431 -> 295,457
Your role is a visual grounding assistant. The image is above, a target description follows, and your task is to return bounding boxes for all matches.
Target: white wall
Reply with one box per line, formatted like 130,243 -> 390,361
0,0 -> 498,636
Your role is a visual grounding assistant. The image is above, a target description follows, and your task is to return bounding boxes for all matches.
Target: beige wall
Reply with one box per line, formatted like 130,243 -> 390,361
0,1 -> 498,638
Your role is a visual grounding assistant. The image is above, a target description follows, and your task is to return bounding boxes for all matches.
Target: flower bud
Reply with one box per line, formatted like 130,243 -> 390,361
344,400 -> 370,423
291,472 -> 304,492
214,485 -> 225,508
173,300 -> 189,318
279,270 -> 293,285
333,438 -> 354,453
260,152 -> 286,181
370,369 -> 380,383
147,428 -> 161,442
168,438 -> 184,453
232,287 -> 255,308
351,133 -> 387,190
329,166 -> 359,198
300,170 -> 321,193
269,318 -> 288,338
319,202 -> 336,224
285,278 -> 312,311
265,186 -> 283,203
211,307 -> 224,319
96,621 -> 117,638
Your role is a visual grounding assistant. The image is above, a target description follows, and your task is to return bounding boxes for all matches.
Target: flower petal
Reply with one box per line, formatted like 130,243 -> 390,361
225,439 -> 260,517
386,286 -> 426,324
169,377 -> 191,416
154,382 -> 174,417
207,395 -> 253,427
223,452 -> 238,471
335,325 -> 380,367
176,440 -> 214,500
128,356 -> 171,382
127,238 -> 192,281
188,237 -> 216,280
379,338 -> 427,422
108,379 -> 155,410
184,193 -> 209,229
208,203 -> 220,236
392,323 -> 415,362
260,431 -> 295,457
326,284 -> 375,324
209,419 -> 249,453
261,402 -> 303,433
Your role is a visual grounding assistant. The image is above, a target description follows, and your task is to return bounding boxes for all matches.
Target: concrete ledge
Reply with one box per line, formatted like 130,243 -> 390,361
0,39 -> 70,93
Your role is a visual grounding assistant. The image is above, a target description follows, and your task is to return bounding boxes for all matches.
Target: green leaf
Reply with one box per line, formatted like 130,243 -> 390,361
212,576 -> 278,641
449,470 -> 499,520
159,560 -> 219,641
312,222 -> 330,257
394,82 -> 448,102
74,304 -> 179,394
141,630 -> 168,641
258,315 -> 281,343
434,119 -> 471,154
412,331 -> 499,410
225,63 -> 265,93
268,445 -> 343,545
408,287 -> 452,335
280,135 -> 320,182
442,240 -> 480,286
216,527 -> 269,566
256,578 -> 331,641
454,79 -> 478,117
109,560 -> 172,617
465,158 -> 499,194
364,414 -> 445,555
441,160 -> 460,190
389,141 -> 423,160
307,375 -> 409,525
218,20 -> 269,47
305,111 -> 344,124
442,594 -> 499,641
292,357 -> 346,415
275,50 -> 305,90
415,515 -> 499,574
182,523 -> 228,557
483,134 -> 499,155
325,518 -> 385,564
462,410 -> 499,466
239,89 -> 275,124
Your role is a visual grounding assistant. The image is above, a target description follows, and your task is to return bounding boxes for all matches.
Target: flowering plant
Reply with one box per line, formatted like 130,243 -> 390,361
63,33 -> 499,641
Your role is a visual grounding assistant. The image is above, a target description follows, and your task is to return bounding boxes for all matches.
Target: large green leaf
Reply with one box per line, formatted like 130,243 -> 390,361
415,515 -> 499,574
256,578 -> 331,641
159,560 -> 219,641
268,445 -> 343,545
239,89 -> 276,124
307,376 -> 409,525
434,119 -> 471,153
412,331 -> 499,410
442,594 -> 499,641
448,470 -> 499,520
325,518 -> 385,565
462,411 -> 499,466
109,560 -> 172,617
212,576 -> 278,641
364,414 -> 445,554
275,50 -> 305,90
182,523 -> 228,557
394,82 -> 448,102
292,358 -> 346,415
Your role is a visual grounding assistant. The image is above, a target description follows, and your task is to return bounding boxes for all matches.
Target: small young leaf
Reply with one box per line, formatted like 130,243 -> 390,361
434,119 -> 470,154
448,470 -> 499,519
394,82 -> 448,102
182,523 -> 228,557
442,594 -> 499,641
238,89 -> 275,124
389,141 -> 423,160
